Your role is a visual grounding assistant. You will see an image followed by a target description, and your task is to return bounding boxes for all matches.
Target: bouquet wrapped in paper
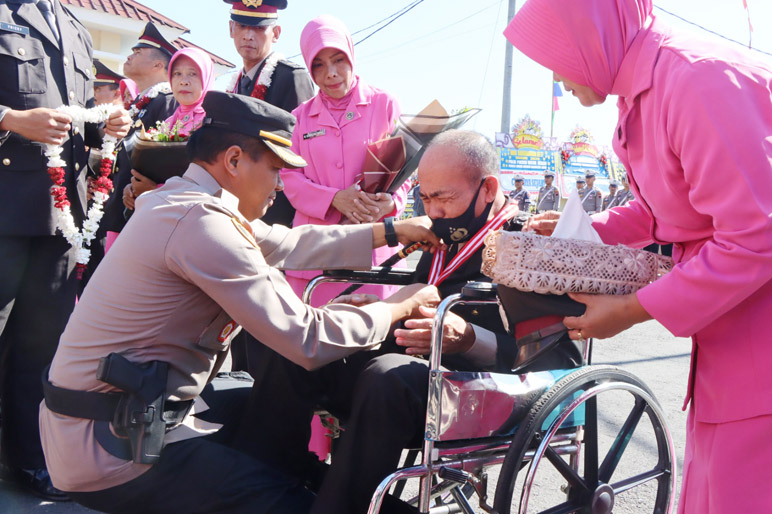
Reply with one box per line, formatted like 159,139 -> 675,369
358,100 -> 481,194
131,121 -> 191,184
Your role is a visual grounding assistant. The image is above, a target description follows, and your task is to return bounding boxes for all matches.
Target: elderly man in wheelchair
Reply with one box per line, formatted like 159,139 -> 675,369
241,130 -> 676,514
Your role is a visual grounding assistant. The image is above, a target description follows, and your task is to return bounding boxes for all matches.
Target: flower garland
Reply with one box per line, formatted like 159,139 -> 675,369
227,52 -> 284,100
45,104 -> 119,278
127,82 -> 171,118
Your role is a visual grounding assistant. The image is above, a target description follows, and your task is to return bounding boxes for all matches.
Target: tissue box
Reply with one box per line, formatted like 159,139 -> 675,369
481,231 -> 673,295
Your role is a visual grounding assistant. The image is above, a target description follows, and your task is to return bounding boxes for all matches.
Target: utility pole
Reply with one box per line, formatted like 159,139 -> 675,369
500,0 -> 517,134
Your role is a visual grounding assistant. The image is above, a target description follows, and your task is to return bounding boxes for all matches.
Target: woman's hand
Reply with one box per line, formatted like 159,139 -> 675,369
563,292 -> 653,340
130,169 -> 158,198
332,184 -> 379,223
122,183 -> 136,210
363,192 -> 395,220
523,211 -> 561,236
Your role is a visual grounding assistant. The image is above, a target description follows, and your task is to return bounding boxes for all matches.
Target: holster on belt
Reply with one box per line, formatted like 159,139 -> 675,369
43,353 -> 191,465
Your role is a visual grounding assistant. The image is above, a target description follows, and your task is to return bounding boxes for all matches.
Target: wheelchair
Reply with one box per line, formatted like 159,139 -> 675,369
304,268 -> 677,514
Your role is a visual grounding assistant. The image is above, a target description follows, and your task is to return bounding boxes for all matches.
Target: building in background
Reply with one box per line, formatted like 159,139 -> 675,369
62,0 -> 234,77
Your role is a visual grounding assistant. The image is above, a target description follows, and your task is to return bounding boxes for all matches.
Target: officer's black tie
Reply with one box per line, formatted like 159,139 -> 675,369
239,73 -> 252,95
37,0 -> 60,42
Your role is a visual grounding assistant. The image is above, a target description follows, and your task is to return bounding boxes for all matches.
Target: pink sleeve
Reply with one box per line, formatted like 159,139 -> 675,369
591,198 -> 654,248
635,62 -> 772,337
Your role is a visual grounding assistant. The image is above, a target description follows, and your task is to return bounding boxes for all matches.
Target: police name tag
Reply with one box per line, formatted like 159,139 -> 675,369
303,129 -> 325,140
0,22 -> 30,36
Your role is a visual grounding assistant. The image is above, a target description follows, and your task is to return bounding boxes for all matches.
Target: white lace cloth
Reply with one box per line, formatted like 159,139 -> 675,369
482,231 -> 673,295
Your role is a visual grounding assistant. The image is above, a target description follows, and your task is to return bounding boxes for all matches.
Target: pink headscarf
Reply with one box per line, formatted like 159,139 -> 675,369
504,0 -> 652,96
119,78 -> 138,109
165,48 -> 215,136
300,14 -> 359,115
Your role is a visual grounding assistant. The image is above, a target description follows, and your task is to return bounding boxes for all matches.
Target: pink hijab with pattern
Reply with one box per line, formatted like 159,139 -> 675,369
503,0 -> 652,97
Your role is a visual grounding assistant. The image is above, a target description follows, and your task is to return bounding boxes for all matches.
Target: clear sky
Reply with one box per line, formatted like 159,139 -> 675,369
142,0 -> 772,152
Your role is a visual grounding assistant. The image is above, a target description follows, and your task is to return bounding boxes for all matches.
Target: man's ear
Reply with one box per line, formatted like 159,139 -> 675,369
272,25 -> 281,42
229,20 -> 235,39
482,175 -> 499,202
223,145 -> 244,178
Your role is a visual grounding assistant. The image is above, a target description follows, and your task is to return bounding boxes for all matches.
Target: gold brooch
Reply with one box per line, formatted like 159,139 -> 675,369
243,0 -> 263,7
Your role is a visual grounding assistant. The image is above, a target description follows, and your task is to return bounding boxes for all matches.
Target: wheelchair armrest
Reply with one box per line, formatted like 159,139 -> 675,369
323,267 -> 416,285
460,281 -> 498,300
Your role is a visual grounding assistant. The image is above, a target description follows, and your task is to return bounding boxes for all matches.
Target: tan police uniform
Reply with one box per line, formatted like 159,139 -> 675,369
580,186 -> 602,213
536,184 -> 560,212
39,163 -> 393,493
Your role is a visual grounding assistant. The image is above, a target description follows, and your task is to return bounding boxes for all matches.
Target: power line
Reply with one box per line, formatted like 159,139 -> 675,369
355,0 -> 425,45
475,0 -> 506,125
654,4 -> 772,58
350,1 -> 422,36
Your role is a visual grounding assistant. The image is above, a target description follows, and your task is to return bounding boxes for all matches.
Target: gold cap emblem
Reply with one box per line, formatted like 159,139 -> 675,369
242,0 -> 263,7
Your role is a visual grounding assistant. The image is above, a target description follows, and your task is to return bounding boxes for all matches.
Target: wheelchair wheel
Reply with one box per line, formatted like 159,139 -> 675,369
493,365 -> 676,514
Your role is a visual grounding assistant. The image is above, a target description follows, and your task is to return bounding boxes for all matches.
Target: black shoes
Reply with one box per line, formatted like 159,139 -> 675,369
1,465 -> 70,502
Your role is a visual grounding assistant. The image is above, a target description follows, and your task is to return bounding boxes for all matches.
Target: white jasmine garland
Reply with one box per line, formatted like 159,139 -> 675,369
228,52 -> 284,94
45,104 -> 120,268
128,82 -> 171,118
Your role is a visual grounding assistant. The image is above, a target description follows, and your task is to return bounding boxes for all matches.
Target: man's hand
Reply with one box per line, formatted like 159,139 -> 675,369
393,216 -> 445,253
332,184 -> 379,223
395,306 -> 475,356
523,211 -> 561,236
130,169 -> 158,197
563,292 -> 652,340
382,283 -> 440,324
0,108 -> 71,145
329,293 -> 379,307
104,108 -> 132,139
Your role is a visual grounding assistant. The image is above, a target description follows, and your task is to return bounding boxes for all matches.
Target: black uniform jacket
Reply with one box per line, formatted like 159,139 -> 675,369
0,0 -> 100,236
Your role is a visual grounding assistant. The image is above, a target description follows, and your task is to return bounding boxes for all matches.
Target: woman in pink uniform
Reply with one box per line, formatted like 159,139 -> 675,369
282,15 -> 410,305
506,0 -> 772,511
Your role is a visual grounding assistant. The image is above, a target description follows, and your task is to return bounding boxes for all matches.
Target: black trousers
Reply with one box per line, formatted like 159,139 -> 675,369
236,340 -> 582,514
0,235 -> 78,469
67,375 -> 315,514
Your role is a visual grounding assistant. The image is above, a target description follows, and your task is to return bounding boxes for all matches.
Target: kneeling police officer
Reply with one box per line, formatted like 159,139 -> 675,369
39,92 -> 440,514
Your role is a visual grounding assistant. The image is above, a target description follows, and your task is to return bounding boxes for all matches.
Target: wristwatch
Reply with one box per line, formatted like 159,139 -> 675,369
383,217 -> 399,247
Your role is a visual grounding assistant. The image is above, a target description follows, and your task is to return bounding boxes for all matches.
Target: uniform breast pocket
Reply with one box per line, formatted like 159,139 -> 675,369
0,35 -> 46,94
72,50 -> 92,102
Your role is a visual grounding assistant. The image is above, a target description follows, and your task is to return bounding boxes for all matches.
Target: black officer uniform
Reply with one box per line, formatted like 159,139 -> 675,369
100,22 -> 178,235
224,0 -> 315,227
0,0 -> 101,499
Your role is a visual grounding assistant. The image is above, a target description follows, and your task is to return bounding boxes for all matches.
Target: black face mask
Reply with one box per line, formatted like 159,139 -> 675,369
430,180 -> 494,244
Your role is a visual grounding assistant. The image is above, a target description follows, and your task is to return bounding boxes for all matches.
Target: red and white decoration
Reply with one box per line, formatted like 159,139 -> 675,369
227,52 -> 283,100
45,104 -> 119,278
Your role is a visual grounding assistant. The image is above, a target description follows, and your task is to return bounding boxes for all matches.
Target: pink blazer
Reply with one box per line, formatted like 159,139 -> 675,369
281,79 -> 410,301
591,19 -> 772,424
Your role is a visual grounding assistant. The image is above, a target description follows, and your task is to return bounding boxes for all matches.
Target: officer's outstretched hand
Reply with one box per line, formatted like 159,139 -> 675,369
104,108 -> 132,139
395,307 -> 474,356
523,211 -> 562,236
0,108 -> 71,145
393,216 -> 445,253
382,283 -> 440,325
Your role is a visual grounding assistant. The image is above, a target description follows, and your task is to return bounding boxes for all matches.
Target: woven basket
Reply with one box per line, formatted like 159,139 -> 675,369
482,231 -> 673,296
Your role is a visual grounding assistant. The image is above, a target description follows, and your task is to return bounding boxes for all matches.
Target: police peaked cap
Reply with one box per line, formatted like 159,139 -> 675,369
93,59 -> 124,87
584,170 -> 596,178
514,174 -> 524,182
201,91 -> 307,169
544,172 -> 555,178
224,0 -> 287,26
133,22 -> 177,57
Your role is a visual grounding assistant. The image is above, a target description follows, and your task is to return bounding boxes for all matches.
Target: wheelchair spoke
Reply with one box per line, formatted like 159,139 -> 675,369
610,467 -> 670,495
583,395 -> 599,489
545,446 -> 589,493
598,398 -> 646,484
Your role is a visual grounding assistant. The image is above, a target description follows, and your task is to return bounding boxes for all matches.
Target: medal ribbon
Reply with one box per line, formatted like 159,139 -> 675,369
427,204 -> 518,286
